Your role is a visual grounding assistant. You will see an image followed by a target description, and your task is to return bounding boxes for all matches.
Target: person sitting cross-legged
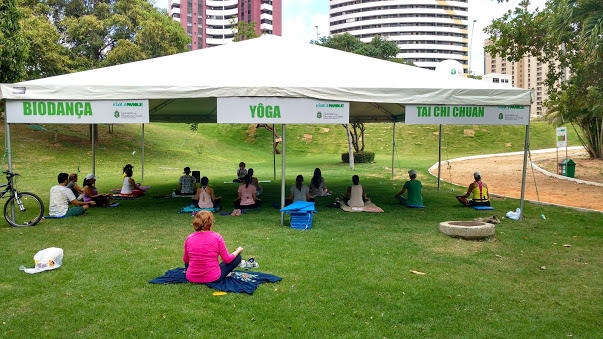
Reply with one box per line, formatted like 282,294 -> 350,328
456,171 -> 491,207
342,175 -> 368,207
194,176 -> 222,211
235,175 -> 261,209
49,172 -> 96,217
183,211 -> 243,284
395,169 -> 423,206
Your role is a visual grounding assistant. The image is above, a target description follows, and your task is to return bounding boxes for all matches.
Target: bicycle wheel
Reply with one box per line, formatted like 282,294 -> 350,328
4,192 -> 44,227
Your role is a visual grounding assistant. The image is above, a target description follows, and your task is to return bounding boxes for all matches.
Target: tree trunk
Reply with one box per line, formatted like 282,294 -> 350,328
346,124 -> 355,170
257,124 -> 281,154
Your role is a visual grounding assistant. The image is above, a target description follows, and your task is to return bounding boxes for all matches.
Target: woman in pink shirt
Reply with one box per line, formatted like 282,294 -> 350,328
183,211 -> 244,283
235,175 -> 261,209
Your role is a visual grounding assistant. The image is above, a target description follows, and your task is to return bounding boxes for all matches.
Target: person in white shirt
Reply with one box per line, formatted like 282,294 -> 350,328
177,167 -> 197,195
49,173 -> 95,217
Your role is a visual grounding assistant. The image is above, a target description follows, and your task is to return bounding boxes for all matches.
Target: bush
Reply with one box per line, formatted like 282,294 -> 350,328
341,151 -> 375,163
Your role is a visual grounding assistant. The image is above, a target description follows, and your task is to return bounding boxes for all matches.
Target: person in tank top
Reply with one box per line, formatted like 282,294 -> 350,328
456,171 -> 491,206
342,175 -> 368,207
194,176 -> 222,210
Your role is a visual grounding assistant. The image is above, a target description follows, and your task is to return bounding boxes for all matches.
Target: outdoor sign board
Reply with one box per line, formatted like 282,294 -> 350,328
405,105 -> 530,125
5,100 -> 149,124
217,97 -> 349,124
556,127 -> 567,147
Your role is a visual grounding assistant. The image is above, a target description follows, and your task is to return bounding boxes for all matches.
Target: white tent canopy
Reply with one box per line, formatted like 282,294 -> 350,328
1,35 -> 530,123
1,35 -> 533,222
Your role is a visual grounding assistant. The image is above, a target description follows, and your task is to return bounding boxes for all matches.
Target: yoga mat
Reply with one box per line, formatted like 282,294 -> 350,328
340,202 -> 384,212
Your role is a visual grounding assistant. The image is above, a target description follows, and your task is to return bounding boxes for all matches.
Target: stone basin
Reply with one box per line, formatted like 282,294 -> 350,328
439,221 -> 495,239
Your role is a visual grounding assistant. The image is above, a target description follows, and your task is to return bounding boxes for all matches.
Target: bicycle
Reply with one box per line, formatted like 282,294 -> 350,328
1,171 -> 44,227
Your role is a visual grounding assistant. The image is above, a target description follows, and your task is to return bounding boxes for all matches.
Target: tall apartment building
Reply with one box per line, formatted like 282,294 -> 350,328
484,39 -> 569,117
169,0 -> 282,50
329,0 -> 469,72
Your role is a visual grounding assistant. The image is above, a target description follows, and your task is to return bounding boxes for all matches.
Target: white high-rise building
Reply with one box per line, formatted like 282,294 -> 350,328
329,0 -> 469,72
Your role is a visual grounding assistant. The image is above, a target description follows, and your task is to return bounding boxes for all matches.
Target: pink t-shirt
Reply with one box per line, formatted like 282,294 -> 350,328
238,184 -> 256,206
183,231 -> 235,283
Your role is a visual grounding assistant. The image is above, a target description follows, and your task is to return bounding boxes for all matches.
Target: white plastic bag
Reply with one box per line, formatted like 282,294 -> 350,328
505,208 -> 521,221
19,247 -> 63,274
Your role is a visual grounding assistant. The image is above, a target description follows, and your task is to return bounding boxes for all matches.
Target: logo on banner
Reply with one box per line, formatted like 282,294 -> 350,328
114,111 -> 120,118
317,112 -> 322,119
498,113 -> 504,120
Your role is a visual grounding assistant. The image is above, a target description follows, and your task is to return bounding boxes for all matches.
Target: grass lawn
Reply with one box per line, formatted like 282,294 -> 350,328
0,122 -> 601,337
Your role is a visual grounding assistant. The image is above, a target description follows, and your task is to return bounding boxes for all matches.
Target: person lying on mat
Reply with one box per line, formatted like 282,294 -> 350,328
176,166 -> 197,195
456,171 -> 491,207
194,176 -> 222,210
235,175 -> 261,209
247,168 -> 263,196
395,169 -> 423,206
285,175 -> 314,206
82,174 -> 112,207
233,161 -> 247,182
183,211 -> 243,283
66,173 -> 84,200
49,172 -> 96,217
309,168 -> 332,197
121,168 -> 146,195
342,175 -> 368,207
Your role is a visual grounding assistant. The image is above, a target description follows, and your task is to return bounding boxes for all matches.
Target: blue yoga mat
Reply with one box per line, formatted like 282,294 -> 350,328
407,205 -> 425,208
472,206 -> 494,210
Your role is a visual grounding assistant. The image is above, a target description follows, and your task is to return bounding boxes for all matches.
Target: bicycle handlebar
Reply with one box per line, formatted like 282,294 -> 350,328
2,171 -> 18,178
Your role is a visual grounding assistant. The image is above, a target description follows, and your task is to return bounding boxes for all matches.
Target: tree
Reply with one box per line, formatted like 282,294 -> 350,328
17,0 -> 191,78
230,18 -> 261,42
314,33 -> 415,154
0,0 -> 28,83
485,0 -> 602,159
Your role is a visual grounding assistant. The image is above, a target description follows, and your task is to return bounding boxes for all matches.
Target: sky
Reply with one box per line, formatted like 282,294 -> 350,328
154,0 -> 547,75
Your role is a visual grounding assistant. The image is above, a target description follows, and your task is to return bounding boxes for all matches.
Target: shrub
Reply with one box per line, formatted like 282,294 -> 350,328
341,151 -> 375,163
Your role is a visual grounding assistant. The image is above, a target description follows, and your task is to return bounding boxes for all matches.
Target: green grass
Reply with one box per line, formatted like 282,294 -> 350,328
0,122 -> 600,338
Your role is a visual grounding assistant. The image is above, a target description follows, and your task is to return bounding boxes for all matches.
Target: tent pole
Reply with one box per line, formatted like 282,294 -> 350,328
91,124 -> 96,175
519,123 -> 530,220
280,124 -> 286,225
391,120 -> 396,179
438,124 -> 442,191
273,123 -> 276,180
5,120 -> 12,173
346,124 -> 354,170
141,124 -> 145,182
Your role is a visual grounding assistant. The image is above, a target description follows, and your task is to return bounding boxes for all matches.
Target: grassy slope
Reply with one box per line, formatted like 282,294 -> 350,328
0,122 -> 600,338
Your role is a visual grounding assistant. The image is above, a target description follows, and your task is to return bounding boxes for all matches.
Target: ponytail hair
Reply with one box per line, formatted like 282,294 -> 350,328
296,175 -> 304,191
243,174 -> 252,188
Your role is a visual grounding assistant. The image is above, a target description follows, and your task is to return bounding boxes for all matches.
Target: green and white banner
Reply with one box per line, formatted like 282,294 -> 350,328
5,100 -> 149,124
217,97 -> 349,124
405,105 -> 530,126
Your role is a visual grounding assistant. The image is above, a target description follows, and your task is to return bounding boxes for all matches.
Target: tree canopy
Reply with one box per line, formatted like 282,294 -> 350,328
0,0 -> 28,82
313,33 -> 414,66
485,0 -> 602,159
16,0 -> 191,80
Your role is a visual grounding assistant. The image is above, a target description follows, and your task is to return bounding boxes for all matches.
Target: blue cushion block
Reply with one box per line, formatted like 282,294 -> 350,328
407,205 -> 425,208
290,212 -> 313,230
44,215 -> 66,219
472,206 -> 494,210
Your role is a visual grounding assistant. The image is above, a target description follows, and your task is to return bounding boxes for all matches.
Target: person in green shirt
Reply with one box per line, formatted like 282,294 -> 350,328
395,169 -> 423,206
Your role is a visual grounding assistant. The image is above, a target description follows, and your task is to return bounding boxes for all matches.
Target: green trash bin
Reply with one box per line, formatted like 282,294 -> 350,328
560,159 -> 576,178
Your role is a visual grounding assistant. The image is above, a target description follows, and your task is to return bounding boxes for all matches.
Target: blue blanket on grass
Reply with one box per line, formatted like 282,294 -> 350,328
148,268 -> 282,294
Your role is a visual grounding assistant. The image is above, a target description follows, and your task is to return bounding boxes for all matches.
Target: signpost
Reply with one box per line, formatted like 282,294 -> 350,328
556,127 -> 568,174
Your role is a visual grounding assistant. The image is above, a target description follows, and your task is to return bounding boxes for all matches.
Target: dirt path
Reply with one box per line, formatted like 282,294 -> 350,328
430,149 -> 603,212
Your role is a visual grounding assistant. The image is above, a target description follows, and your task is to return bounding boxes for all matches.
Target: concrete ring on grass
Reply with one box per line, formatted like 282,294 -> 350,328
439,221 -> 495,240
